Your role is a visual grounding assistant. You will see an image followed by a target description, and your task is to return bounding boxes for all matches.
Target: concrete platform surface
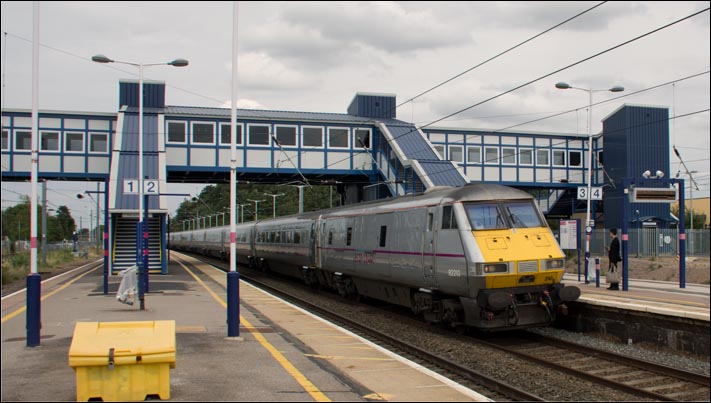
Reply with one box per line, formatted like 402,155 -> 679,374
1,255 -> 487,402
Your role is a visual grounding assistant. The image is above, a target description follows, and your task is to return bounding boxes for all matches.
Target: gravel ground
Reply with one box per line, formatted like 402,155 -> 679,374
529,326 -> 711,377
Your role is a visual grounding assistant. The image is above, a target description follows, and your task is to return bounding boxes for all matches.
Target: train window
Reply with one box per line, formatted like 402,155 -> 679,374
442,206 -> 458,230
346,227 -> 352,246
294,231 -> 301,244
328,231 -> 333,245
427,213 -> 433,231
504,201 -> 543,228
464,203 -> 507,230
379,226 -> 387,247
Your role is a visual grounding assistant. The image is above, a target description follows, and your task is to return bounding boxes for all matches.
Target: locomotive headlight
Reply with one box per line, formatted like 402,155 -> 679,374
544,259 -> 565,270
477,263 -> 509,274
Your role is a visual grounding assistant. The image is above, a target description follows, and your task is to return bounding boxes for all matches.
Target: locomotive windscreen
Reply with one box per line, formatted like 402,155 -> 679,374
464,201 -> 543,230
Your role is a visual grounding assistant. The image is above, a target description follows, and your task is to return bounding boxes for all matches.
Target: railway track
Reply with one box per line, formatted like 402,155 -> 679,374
476,332 -> 710,401
177,252 -> 709,401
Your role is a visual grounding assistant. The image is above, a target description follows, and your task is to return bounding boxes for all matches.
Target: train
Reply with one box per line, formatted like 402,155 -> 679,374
170,183 -> 580,331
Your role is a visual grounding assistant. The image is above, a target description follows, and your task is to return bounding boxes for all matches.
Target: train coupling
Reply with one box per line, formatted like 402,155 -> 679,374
557,304 -> 569,316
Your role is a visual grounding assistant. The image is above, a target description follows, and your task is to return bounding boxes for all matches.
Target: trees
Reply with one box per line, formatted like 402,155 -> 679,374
169,183 -> 340,232
0,199 -> 76,243
1,197 -> 31,242
671,204 -> 706,230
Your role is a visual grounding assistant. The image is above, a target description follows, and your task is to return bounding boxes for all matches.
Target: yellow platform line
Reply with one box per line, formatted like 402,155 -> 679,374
175,258 -> 331,402
305,354 -> 395,361
2,265 -> 98,324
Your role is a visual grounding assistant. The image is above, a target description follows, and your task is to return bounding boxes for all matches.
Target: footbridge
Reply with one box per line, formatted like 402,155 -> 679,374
2,81 -> 671,275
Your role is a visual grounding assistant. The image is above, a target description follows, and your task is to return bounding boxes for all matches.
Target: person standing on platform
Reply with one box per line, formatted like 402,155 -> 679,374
607,228 -> 621,290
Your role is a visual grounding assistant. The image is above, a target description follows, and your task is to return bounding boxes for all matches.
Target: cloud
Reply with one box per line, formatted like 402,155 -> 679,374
242,1 -> 467,70
220,98 -> 269,110
236,51 -> 319,91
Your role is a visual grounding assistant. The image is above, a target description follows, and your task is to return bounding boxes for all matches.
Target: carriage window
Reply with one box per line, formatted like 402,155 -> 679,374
346,227 -> 352,246
427,213 -> 434,231
442,206 -> 458,230
464,203 -> 507,230
379,226 -> 387,247
328,231 -> 333,245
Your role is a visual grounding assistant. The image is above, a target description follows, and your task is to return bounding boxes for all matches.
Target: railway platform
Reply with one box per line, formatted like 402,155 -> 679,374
1,255 -> 486,402
561,272 -> 709,357
562,273 -> 710,321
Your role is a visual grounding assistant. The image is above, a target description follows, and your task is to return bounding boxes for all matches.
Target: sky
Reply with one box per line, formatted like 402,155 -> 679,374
1,1 -> 709,227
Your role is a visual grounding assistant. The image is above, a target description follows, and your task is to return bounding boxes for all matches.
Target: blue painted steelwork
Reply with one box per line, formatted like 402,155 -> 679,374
417,161 -> 468,187
26,273 -> 41,347
1,91 -> 679,251
1,110 -> 114,180
384,123 -> 439,160
347,93 -> 396,119
603,105 -> 672,230
120,81 -> 165,109
423,128 -> 589,188
165,105 -> 375,124
227,271 -> 240,337
161,214 -> 168,274
114,113 -> 161,211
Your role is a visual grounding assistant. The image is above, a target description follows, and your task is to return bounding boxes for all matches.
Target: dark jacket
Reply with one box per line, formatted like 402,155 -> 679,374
608,237 -> 621,263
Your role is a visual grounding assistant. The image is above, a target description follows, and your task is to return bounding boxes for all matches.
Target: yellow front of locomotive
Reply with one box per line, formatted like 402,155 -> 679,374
472,228 -> 565,288
462,200 -> 580,329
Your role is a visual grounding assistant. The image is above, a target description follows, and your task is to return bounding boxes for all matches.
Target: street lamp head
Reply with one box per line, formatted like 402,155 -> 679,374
555,82 -> 571,90
169,58 -> 189,67
656,170 -> 665,178
91,54 -> 113,64
642,170 -> 652,179
610,85 -> 625,92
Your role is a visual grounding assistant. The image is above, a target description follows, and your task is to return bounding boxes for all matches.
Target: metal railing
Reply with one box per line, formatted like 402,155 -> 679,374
584,228 -> 710,258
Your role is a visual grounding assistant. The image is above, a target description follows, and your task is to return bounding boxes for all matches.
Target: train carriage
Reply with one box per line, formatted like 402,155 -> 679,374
170,183 -> 580,331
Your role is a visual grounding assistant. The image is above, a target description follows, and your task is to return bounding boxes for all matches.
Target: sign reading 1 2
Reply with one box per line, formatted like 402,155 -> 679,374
123,180 -> 159,195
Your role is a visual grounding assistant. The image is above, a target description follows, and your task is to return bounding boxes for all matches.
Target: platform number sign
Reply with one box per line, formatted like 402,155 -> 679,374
123,179 -> 159,195
577,186 -> 603,201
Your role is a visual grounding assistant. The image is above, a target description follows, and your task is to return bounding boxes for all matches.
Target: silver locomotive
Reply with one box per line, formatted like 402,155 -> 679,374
171,183 -> 580,330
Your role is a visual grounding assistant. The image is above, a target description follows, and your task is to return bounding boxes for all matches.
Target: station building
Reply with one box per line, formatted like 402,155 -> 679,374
1,81 -> 677,273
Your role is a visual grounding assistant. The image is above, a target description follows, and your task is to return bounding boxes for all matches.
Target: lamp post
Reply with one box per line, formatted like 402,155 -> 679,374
239,204 -> 249,223
93,54 -> 188,310
555,81 -> 624,283
247,199 -> 264,222
77,189 -> 101,246
294,185 -> 307,214
264,192 -> 285,219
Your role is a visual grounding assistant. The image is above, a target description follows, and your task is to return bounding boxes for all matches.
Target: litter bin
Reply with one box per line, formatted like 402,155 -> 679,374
68,320 -> 176,401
